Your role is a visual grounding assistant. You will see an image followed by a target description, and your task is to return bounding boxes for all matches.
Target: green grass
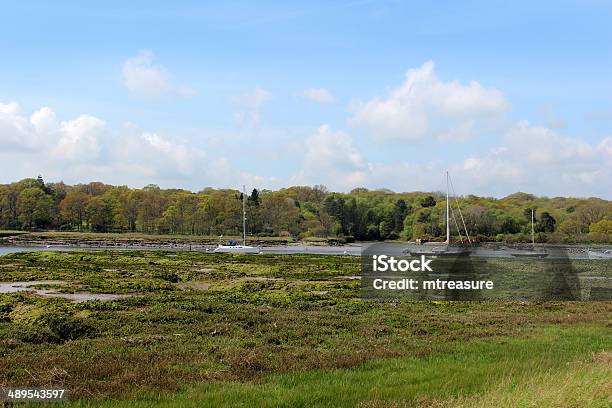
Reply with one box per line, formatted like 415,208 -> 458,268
0,250 -> 610,406
71,325 -> 611,408
0,230 -> 29,238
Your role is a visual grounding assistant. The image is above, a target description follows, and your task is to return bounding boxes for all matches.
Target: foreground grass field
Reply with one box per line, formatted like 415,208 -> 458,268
74,326 -> 611,408
0,250 -> 610,407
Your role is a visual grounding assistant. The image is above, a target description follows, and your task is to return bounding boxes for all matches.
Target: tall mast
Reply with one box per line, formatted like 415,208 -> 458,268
446,171 -> 450,244
242,185 -> 247,246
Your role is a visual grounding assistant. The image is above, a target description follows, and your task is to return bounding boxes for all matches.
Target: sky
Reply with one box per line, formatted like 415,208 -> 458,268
1,0 -> 611,198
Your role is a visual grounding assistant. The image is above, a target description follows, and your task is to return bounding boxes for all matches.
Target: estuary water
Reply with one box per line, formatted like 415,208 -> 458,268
0,246 -> 73,256
0,280 -> 129,302
0,244 -> 363,257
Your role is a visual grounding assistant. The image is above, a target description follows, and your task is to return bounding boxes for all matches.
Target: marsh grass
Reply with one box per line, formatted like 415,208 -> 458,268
0,230 -> 29,238
68,326 -> 611,408
0,250 -> 610,405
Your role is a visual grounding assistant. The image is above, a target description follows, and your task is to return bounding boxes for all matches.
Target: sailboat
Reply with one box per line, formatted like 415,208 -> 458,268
407,172 -> 472,257
214,186 -> 261,254
510,209 -> 548,258
587,249 -> 612,259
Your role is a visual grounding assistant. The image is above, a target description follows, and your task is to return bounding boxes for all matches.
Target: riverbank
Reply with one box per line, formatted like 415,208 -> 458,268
1,231 -> 359,249
4,231 -> 610,253
0,230 -> 29,238
2,231 -> 290,247
3,239 -> 608,261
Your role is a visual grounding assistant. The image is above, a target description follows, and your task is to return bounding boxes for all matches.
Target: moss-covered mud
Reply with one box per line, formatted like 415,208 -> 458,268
0,250 -> 610,402
2,231 -> 338,247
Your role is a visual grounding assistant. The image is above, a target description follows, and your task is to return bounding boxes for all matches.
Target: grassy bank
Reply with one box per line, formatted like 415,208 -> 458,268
73,326 -> 611,408
3,231 -> 300,246
0,230 -> 29,238
2,231 -> 360,247
0,250 -> 610,406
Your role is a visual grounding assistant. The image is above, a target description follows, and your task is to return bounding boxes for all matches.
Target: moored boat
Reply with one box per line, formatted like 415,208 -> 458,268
587,249 -> 612,259
509,250 -> 549,258
214,186 -> 261,254
408,172 -> 472,257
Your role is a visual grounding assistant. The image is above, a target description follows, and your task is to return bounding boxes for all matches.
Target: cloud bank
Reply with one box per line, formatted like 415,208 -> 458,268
2,61 -> 610,198
349,61 -> 508,142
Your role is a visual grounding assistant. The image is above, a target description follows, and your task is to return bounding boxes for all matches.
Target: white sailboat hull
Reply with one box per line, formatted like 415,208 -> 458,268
214,245 -> 260,254
587,250 -> 612,259
510,251 -> 548,258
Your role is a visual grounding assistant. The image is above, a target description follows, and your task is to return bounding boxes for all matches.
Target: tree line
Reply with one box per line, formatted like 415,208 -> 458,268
0,176 -> 610,243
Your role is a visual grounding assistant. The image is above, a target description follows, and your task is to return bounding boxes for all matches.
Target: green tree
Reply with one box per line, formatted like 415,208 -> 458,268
86,197 -> 113,232
249,188 -> 261,206
59,191 -> 89,231
589,219 -> 612,235
260,195 -> 301,236
500,217 -> 521,234
558,218 -> 582,237
391,199 -> 409,233
523,208 -> 536,222
421,195 -> 436,208
16,187 -> 54,229
537,212 -> 556,233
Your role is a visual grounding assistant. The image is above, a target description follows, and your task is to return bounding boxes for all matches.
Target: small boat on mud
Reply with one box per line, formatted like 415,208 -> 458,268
587,249 -> 612,259
214,241 -> 260,254
214,186 -> 261,254
509,250 -> 549,258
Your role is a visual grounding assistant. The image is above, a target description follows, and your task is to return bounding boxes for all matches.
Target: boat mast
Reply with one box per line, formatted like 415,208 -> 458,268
242,185 -> 247,246
446,171 -> 450,244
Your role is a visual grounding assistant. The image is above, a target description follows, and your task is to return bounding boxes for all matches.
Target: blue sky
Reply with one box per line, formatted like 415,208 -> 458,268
1,0 -> 611,197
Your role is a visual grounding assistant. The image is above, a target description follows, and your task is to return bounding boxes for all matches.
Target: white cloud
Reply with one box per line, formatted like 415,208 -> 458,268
0,102 -> 34,150
349,61 -> 508,142
122,50 -> 195,98
0,102 -> 20,115
30,107 -> 59,135
139,132 -> 202,175
52,115 -> 106,161
0,103 -> 106,157
503,120 -> 595,165
0,101 -> 280,190
303,125 -> 363,170
290,125 -> 367,189
300,88 -> 335,104
451,122 -> 611,197
2,98 -> 610,199
284,121 -> 611,198
227,86 -> 272,126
